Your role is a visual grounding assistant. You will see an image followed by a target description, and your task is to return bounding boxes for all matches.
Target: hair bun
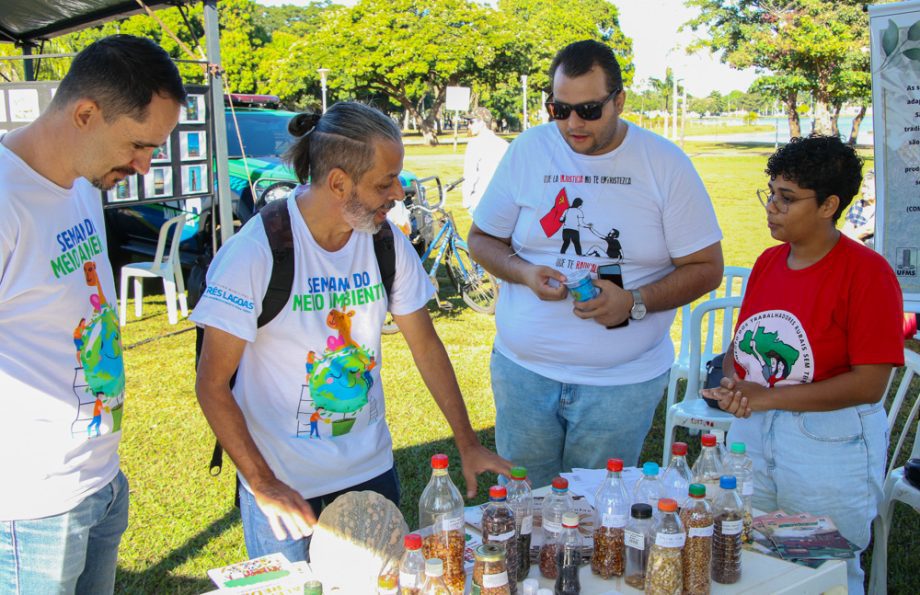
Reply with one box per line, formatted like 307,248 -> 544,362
289,112 -> 321,136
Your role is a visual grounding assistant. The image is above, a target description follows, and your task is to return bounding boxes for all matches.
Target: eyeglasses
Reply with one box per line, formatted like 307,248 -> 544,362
757,188 -> 817,213
545,89 -> 621,121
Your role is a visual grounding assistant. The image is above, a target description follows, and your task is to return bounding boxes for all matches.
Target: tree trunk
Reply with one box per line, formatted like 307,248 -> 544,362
784,92 -> 801,138
812,92 -> 834,136
848,105 -> 867,146
830,103 -> 842,137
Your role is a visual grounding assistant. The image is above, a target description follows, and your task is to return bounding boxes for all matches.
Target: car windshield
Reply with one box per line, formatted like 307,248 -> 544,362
225,110 -> 297,158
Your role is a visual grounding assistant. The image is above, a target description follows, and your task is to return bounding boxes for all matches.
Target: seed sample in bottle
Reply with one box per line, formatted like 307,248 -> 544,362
472,543 -> 511,595
679,483 -> 713,595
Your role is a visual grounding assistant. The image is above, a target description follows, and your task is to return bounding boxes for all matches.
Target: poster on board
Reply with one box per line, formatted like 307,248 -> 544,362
870,0 -> 920,312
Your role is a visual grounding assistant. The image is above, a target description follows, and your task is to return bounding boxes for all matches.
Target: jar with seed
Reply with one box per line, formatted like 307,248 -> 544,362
711,475 -> 743,585
679,483 -> 712,595
481,486 -> 518,594
624,502 -> 654,590
472,543 -> 511,595
592,458 -> 629,579
646,498 -> 684,595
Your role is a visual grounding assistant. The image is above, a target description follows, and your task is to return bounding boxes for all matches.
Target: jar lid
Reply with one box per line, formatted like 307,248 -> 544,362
511,466 -> 527,480
475,543 -> 505,562
688,483 -> 706,498
551,476 -> 569,491
562,511 -> 579,527
303,580 -> 323,595
425,558 -> 444,576
672,442 -> 688,456
720,475 -> 737,489
607,458 -> 624,472
658,498 -> 678,512
702,434 -> 717,447
631,503 -> 653,519
404,533 -> 422,550
431,454 -> 449,469
731,442 -> 746,454
489,485 -> 507,500
642,461 -> 659,476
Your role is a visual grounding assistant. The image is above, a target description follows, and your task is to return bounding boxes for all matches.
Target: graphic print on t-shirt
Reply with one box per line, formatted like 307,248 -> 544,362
734,310 -> 813,387
296,305 -> 380,440
539,185 -> 627,261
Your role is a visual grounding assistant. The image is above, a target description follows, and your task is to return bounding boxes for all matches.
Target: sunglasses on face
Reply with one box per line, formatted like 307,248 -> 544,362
545,89 -> 621,121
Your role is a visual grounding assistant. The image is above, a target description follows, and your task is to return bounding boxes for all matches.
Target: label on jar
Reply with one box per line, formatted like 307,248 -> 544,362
543,520 -> 562,534
742,481 -> 754,496
602,513 -> 627,528
625,529 -> 645,550
655,531 -> 686,548
440,516 -> 464,532
489,529 -> 515,542
688,524 -> 714,538
399,572 -> 419,587
521,515 -> 533,535
721,519 -> 744,535
481,571 -> 509,588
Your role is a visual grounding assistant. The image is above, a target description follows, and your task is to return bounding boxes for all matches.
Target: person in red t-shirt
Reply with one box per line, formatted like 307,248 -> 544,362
703,136 -> 904,594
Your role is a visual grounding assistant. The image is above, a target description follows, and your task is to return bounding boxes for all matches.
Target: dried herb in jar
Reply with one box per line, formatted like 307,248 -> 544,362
472,544 -> 511,595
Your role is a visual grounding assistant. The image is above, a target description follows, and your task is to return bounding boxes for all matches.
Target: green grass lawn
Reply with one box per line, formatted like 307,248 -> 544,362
113,140 -> 918,593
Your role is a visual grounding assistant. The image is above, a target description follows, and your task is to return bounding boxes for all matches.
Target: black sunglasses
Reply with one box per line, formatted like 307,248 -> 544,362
545,89 -> 621,121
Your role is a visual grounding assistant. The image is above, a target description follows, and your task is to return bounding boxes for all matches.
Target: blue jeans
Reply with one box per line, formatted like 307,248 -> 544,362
728,403 -> 888,594
239,466 -> 401,562
0,471 -> 129,595
491,349 -> 668,489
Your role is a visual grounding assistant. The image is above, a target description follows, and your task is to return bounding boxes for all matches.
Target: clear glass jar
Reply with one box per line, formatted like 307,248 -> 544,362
712,475 -> 743,584
646,498 -> 684,595
661,442 -> 693,506
724,442 -> 754,543
399,533 -> 426,595
506,466 -> 533,581
592,458 -> 629,579
624,502 -> 654,590
481,486 -> 517,594
691,434 -> 723,504
472,543 -> 510,595
418,454 -> 465,594
538,476 -> 572,579
679,484 -> 713,595
553,512 -> 582,595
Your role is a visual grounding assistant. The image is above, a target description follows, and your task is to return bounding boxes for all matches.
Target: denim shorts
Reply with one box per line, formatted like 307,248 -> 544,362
239,466 -> 400,563
728,403 -> 887,594
0,470 -> 129,595
490,348 -> 668,490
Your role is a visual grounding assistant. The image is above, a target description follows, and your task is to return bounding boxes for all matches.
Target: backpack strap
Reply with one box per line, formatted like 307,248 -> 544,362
373,222 -> 396,301
257,198 -> 296,328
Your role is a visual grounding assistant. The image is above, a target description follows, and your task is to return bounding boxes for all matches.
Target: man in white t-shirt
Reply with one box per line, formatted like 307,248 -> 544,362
461,107 -> 509,214
469,40 -> 724,489
193,102 -> 511,563
0,35 -> 184,593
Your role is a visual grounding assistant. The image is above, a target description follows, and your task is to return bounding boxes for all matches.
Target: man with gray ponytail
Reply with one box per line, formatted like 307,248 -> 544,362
193,101 -> 511,562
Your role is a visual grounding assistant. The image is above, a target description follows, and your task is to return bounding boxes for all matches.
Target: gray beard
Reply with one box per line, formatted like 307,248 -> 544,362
343,190 -> 384,234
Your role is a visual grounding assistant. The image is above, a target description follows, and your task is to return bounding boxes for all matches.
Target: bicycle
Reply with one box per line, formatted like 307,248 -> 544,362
383,176 -> 498,334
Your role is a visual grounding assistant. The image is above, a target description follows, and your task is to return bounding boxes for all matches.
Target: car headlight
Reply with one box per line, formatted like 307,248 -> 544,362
257,181 -> 296,205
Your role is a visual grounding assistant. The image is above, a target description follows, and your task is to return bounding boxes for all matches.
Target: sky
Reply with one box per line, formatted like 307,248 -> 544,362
256,0 -> 760,96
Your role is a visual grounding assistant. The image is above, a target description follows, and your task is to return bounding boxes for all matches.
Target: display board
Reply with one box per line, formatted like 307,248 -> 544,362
870,0 -> 920,312
0,81 -> 58,134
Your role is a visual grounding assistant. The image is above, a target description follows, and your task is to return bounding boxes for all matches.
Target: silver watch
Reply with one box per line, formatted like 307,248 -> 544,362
630,289 -> 647,320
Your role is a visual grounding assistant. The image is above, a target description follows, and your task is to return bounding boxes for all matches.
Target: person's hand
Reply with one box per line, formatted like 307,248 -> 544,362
250,477 -> 317,541
458,444 -> 513,498
521,264 -> 568,301
571,279 -> 631,327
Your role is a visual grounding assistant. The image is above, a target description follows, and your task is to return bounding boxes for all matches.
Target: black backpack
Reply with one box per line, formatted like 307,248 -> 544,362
193,198 -> 397,487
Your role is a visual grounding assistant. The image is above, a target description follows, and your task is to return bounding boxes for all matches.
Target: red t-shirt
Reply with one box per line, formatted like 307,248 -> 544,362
733,235 -> 904,388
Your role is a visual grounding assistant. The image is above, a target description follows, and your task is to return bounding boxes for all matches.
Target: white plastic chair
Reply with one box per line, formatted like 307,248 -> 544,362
663,295 -> 742,465
869,348 -> 920,595
664,267 -> 750,441
119,213 -> 188,326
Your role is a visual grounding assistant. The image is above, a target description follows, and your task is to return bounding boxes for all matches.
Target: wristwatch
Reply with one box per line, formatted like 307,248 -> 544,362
630,289 -> 647,320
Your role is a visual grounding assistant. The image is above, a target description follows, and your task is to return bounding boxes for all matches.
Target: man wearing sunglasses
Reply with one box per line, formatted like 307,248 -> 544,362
468,40 -> 724,488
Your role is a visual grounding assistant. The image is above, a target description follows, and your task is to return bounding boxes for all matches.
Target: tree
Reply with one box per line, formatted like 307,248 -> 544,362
685,0 -> 871,137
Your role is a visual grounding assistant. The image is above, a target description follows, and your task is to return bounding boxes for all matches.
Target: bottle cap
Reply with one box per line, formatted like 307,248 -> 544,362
630,503 -> 653,519
688,483 -> 706,498
511,466 -> 527,480
431,454 -> 449,469
537,589 -> 554,595
562,511 -> 579,527
404,533 -> 422,550
720,475 -> 737,489
702,434 -> 717,447
607,458 -> 624,472
303,580 -> 323,595
489,485 -> 507,500
671,442 -> 688,456
425,558 -> 444,577
642,461 -> 659,476
551,476 -> 569,491
474,543 -> 505,562
522,578 -> 540,594
731,442 -> 746,454
658,498 -> 678,512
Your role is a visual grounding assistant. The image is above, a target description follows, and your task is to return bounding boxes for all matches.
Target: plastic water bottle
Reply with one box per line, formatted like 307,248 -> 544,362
418,454 -> 465,593
724,442 -> 754,543
624,503 -> 654,591
539,477 -> 573,579
592,458 -> 629,578
632,462 -> 664,516
481,485 -> 518,594
420,558 -> 450,595
661,442 -> 693,506
691,434 -> 723,504
398,533 -> 426,593
377,558 -> 399,594
679,484 -> 713,595
712,476 -> 743,585
554,512 -> 582,595
507,466 -> 533,581
646,498 -> 685,595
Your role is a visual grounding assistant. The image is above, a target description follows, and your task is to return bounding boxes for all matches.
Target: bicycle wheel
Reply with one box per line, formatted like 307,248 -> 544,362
446,245 -> 498,314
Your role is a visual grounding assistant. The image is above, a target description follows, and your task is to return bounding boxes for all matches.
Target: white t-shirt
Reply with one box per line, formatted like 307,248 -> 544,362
462,130 -> 509,212
190,195 -> 433,499
474,122 -> 722,385
0,142 -> 124,521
